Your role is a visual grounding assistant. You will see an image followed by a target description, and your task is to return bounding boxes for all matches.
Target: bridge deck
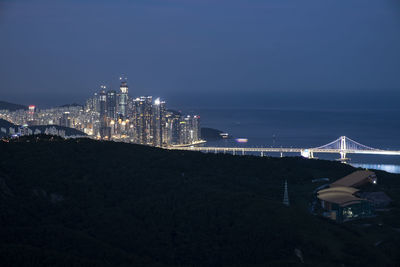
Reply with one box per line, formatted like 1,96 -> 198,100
168,147 -> 400,155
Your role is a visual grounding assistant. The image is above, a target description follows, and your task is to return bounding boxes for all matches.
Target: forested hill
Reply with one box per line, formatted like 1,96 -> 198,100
0,119 -> 86,137
0,118 -> 16,129
0,100 -> 27,111
0,137 -> 400,266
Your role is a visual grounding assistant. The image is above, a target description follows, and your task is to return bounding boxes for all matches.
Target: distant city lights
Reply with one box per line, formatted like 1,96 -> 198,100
0,77 -> 203,147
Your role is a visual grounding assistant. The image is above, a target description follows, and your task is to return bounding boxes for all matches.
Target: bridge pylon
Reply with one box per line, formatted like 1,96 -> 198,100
336,151 -> 350,163
301,149 -> 315,159
340,136 -> 346,151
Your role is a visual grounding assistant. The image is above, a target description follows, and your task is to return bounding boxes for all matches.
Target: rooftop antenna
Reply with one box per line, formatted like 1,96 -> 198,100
283,180 -> 290,206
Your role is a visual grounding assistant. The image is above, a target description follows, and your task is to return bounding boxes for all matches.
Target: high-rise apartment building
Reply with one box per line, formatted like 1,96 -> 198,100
59,111 -> 71,127
152,98 -> 167,147
165,110 -> 181,145
192,115 -> 201,142
133,96 -> 153,144
106,90 -> 117,120
27,105 -> 38,126
179,115 -> 201,145
99,88 -> 110,139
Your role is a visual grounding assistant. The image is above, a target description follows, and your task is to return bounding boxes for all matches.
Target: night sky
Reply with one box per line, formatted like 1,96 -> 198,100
0,0 -> 399,108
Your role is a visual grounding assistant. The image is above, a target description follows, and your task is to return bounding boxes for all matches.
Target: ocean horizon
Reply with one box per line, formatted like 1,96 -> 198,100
188,107 -> 400,173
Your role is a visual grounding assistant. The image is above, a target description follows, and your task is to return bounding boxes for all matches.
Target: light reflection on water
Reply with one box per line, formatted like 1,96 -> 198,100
350,163 -> 400,174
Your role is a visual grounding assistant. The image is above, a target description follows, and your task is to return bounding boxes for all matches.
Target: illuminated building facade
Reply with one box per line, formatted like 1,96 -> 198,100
118,79 -> 129,118
99,88 -> 110,139
132,96 -> 153,144
27,105 -> 37,126
106,90 -> 117,120
152,98 -> 167,147
59,112 -> 71,127
179,115 -> 201,145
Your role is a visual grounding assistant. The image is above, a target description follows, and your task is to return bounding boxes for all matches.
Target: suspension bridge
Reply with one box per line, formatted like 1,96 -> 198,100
169,136 -> 400,162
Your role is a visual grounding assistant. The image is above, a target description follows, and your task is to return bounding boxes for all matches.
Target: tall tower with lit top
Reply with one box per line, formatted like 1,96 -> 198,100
118,75 -> 129,118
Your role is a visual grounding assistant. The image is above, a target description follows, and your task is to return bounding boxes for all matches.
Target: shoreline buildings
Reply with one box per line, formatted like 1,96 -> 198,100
0,78 -> 202,147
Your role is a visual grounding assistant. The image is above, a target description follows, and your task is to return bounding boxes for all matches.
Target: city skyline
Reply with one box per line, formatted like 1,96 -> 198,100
1,0 -> 400,109
0,77 -> 202,147
1,2 -> 400,266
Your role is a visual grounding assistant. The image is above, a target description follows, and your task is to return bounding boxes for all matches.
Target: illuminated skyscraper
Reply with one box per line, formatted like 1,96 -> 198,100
59,111 -> 71,127
99,88 -> 107,121
179,116 -> 191,145
132,96 -> 153,144
28,105 -> 35,120
27,105 -> 37,126
192,115 -> 201,141
132,98 -> 143,143
179,115 -> 201,144
152,98 -> 166,147
106,90 -> 117,119
143,96 -> 153,144
165,110 -> 181,145
99,87 -> 110,139
118,77 -> 129,118
85,95 -> 97,112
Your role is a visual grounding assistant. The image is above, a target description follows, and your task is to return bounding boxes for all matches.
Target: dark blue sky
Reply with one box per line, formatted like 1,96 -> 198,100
0,0 -> 399,108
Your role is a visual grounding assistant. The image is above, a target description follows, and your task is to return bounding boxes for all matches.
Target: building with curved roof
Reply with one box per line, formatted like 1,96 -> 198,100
330,170 -> 376,188
316,171 -> 375,222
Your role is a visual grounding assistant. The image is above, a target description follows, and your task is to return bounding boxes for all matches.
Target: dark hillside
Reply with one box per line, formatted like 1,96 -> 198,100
0,118 -> 17,129
0,119 -> 86,137
0,101 -> 27,111
0,137 -> 399,266
0,119 -> 18,137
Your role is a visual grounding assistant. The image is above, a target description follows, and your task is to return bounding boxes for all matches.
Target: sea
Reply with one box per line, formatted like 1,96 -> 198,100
186,107 -> 400,174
